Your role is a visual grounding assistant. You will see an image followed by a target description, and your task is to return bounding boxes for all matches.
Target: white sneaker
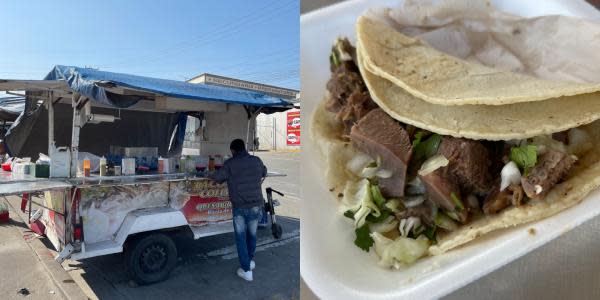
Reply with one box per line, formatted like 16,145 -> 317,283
237,268 -> 253,281
250,260 -> 256,270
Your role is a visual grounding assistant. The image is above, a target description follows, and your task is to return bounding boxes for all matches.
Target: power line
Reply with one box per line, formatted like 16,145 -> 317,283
100,0 -> 295,69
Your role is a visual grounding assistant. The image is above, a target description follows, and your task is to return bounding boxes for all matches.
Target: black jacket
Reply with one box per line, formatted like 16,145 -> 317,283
210,151 -> 267,209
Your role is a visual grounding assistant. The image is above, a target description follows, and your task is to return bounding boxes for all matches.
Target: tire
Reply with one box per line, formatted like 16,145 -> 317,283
126,233 -> 177,285
272,223 -> 283,239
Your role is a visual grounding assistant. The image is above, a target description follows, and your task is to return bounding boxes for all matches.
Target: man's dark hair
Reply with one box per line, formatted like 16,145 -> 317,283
230,139 -> 246,152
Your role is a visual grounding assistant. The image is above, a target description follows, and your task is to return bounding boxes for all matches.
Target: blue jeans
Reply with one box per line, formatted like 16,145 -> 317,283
233,206 -> 263,272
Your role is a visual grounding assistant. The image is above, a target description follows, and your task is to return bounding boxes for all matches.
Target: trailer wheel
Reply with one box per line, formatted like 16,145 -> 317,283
126,233 -> 177,285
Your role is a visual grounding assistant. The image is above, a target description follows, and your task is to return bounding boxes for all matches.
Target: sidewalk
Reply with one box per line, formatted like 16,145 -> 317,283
1,196 -> 88,300
0,201 -> 64,300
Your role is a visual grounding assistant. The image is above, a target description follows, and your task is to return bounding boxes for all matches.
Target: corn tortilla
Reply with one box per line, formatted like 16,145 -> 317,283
357,16 -> 600,106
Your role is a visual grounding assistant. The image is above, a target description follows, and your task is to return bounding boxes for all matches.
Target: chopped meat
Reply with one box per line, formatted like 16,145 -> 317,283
521,150 -> 575,199
552,131 -> 569,144
510,184 -> 525,206
437,137 -> 491,193
482,183 -> 524,214
350,108 -> 412,197
395,200 -> 436,227
419,169 -> 468,223
482,141 -> 511,178
325,39 -> 377,135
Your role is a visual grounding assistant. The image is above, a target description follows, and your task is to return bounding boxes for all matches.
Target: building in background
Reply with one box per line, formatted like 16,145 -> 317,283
184,74 -> 300,153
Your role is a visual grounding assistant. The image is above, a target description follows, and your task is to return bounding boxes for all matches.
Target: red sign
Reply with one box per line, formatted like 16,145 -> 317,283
286,111 -> 301,145
179,181 -> 232,225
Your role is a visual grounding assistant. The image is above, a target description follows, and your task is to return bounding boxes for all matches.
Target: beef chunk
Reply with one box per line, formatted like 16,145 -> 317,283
350,108 -> 412,197
521,150 -> 575,199
438,137 -> 491,193
325,39 -> 377,135
420,169 -> 468,223
482,183 -> 524,214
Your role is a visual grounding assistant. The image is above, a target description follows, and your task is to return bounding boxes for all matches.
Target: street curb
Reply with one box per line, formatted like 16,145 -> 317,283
4,198 -> 89,300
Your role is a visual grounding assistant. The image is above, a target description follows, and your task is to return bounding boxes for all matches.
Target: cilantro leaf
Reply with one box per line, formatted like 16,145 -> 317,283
365,209 -> 390,223
414,134 -> 442,161
509,145 -> 537,173
412,131 -> 424,149
343,210 -> 355,220
354,224 -> 374,252
424,225 -> 438,244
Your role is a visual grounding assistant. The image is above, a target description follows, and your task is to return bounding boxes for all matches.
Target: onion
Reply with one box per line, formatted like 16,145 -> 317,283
403,195 -> 425,208
375,168 -> 393,178
418,154 -> 449,176
532,135 -> 566,154
406,177 -> 426,195
500,161 -> 521,191
399,217 -> 421,237
346,153 -> 374,175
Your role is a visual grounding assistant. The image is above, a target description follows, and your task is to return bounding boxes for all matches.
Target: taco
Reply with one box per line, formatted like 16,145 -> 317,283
312,16 -> 600,269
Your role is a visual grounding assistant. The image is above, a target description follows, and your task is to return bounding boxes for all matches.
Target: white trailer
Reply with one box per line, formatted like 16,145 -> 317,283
0,66 -> 293,284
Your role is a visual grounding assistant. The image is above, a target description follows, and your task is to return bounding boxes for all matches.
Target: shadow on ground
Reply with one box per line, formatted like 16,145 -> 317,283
70,217 -> 300,300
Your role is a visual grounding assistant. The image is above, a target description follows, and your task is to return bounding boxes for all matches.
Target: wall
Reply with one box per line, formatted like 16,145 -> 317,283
255,108 -> 301,151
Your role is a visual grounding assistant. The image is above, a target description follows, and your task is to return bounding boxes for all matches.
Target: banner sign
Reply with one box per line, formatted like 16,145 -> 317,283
286,111 -> 301,145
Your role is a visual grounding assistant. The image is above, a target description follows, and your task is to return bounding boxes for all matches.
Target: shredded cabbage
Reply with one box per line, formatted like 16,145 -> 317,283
371,232 -> 430,268
341,179 -> 381,228
369,216 -> 398,233
384,199 -> 403,213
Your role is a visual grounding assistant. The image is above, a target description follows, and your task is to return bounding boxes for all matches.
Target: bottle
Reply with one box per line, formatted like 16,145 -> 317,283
83,157 -> 91,177
99,156 -> 107,176
158,156 -> 164,174
208,156 -> 215,171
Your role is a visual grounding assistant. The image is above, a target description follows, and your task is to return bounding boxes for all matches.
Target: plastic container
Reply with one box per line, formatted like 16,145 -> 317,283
121,158 -> 136,175
50,147 -> 70,178
301,1 -> 600,299
35,164 -> 50,178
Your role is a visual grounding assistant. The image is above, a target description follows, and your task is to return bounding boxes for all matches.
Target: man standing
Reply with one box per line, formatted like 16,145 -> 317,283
210,139 -> 266,281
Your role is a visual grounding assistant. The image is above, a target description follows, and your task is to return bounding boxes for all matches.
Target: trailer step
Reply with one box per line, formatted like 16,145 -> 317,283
190,221 -> 233,239
70,240 -> 122,260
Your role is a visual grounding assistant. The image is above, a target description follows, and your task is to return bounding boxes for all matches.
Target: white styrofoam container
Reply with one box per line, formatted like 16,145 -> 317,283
300,1 -> 600,299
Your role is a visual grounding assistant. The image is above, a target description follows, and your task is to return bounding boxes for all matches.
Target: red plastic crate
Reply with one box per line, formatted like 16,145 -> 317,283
0,211 -> 8,223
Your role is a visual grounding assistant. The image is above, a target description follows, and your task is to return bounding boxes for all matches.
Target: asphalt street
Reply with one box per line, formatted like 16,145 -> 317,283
257,151 -> 300,219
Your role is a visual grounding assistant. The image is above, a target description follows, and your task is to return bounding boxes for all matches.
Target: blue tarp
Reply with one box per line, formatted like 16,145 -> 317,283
44,65 -> 293,108
0,96 -> 25,121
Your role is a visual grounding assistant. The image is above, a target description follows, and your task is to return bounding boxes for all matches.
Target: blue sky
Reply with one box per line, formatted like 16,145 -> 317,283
0,0 -> 299,89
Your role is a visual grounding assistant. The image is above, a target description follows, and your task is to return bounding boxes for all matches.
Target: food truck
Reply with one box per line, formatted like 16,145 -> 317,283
0,66 -> 295,284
